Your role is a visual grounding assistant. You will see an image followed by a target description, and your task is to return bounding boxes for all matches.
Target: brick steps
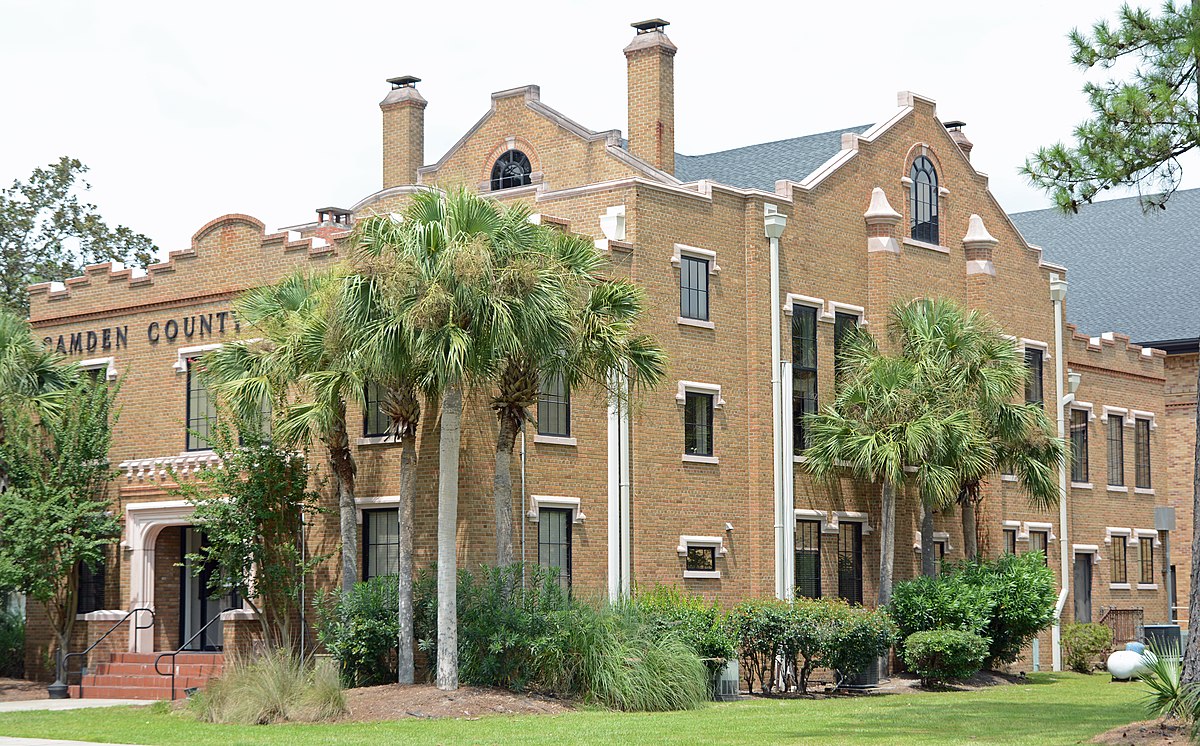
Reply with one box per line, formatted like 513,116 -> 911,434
73,651 -> 223,700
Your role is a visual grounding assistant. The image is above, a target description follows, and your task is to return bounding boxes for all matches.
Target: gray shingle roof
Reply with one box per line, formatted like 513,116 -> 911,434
1009,189 -> 1200,348
674,125 -> 874,192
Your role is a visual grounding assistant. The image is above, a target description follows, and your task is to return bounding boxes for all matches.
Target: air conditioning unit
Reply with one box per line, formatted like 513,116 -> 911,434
714,658 -> 741,701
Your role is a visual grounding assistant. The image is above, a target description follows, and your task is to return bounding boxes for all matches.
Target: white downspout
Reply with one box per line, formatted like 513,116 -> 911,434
765,205 -> 789,600
782,360 -> 796,599
520,425 -> 527,589
1050,274 -> 1070,671
607,370 -> 621,603
619,369 -> 632,598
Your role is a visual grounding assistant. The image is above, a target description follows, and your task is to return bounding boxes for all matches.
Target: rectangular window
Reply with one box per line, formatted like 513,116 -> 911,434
76,559 -> 106,615
362,508 -> 399,580
363,382 -> 390,438
1029,530 -> 1049,566
792,305 -> 818,453
538,508 -> 572,590
795,520 -> 822,599
1111,537 -> 1127,584
932,540 -> 948,577
1070,409 -> 1089,483
537,371 -> 570,437
837,522 -> 863,605
1024,349 -> 1043,406
1003,529 -> 1017,555
1135,418 -> 1151,489
1140,537 -> 1155,585
1108,416 -> 1125,486
833,311 -> 858,377
686,546 -> 716,573
186,358 -> 217,451
684,391 -> 714,457
679,255 -> 709,321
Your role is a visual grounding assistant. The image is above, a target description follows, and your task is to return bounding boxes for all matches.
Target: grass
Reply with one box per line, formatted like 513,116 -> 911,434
0,673 -> 1148,745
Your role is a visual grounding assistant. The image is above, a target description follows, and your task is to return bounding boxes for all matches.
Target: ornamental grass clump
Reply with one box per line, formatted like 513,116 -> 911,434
188,646 -> 346,725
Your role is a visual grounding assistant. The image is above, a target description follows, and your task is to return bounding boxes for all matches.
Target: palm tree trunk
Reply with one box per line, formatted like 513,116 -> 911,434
436,383 -> 463,691
397,433 -> 416,685
493,415 -> 519,568
1182,361 -> 1200,684
920,501 -> 936,577
327,414 -> 358,593
960,492 -> 978,561
878,480 -> 896,607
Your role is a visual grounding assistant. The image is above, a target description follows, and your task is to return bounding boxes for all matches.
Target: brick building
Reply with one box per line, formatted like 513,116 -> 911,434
24,19 -> 1175,682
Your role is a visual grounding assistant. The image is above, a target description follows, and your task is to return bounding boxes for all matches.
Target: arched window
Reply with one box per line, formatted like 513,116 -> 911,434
490,150 -> 532,191
910,155 -> 939,245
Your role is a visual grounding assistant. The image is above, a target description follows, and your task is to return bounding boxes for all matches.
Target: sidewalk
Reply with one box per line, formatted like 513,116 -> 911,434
0,699 -> 148,714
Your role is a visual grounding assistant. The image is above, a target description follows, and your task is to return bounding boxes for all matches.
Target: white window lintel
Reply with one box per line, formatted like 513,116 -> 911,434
1104,527 -> 1134,546
1101,405 -> 1130,425
529,495 -> 585,524
1071,401 -> 1096,422
1024,521 -> 1056,542
676,380 -> 724,408
825,511 -> 874,535
671,244 -> 720,274
1130,410 -> 1158,429
1020,338 -> 1052,360
173,343 -> 225,373
79,356 -> 119,381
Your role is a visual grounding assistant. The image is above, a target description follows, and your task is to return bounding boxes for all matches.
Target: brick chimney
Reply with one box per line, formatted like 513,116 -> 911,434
944,120 -> 973,161
624,19 -> 676,175
381,76 -> 426,189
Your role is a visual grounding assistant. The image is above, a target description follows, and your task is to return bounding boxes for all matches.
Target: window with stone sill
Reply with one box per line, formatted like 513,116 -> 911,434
1029,530 -> 1049,565
537,370 -> 570,438
1111,537 -> 1127,585
684,391 -> 714,458
363,382 -> 391,439
490,150 -> 532,191
679,255 -> 710,322
185,357 -> 217,452
792,304 -> 818,453
1025,349 -> 1044,406
910,155 -> 939,245
685,545 -> 716,573
1140,536 -> 1154,585
795,520 -> 822,599
1070,409 -> 1089,483
1135,418 -> 1151,490
1108,415 -> 1125,487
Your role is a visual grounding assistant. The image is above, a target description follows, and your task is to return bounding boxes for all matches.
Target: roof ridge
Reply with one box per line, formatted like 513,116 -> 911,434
676,124 -> 873,159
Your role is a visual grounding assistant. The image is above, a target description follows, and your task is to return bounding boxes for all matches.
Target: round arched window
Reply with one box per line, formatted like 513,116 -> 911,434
910,155 -> 939,245
490,150 -> 532,191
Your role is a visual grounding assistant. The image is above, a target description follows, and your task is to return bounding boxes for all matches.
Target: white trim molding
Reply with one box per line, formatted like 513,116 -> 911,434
782,293 -> 831,321
827,301 -> 868,326
79,356 -> 119,381
1024,521 -> 1056,542
671,244 -> 720,274
677,316 -> 716,330
1071,482 -> 1094,490
677,535 -> 726,579
1073,543 -> 1103,564
1134,528 -> 1162,547
528,495 -> 585,524
1104,527 -> 1135,546
1130,410 -> 1158,429
172,343 -> 224,373
912,530 -> 953,554
1134,487 -> 1156,496
1020,338 -> 1052,361
1101,405 -> 1131,426
1071,401 -> 1097,422
676,380 -> 725,408
1002,519 -> 1028,542
354,495 -> 401,523
533,434 -> 577,447
824,510 -> 874,535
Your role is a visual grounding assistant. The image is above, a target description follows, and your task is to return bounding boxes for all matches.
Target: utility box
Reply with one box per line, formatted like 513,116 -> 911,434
714,659 -> 740,701
1155,507 -> 1176,532
1144,624 -> 1182,652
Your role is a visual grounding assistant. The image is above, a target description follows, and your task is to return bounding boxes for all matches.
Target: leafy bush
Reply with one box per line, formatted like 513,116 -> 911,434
0,609 -> 24,677
727,598 -> 791,693
953,553 -> 1056,665
314,576 -> 398,686
633,585 -> 736,693
1061,622 -> 1113,673
824,603 -> 896,685
902,630 -> 989,687
890,554 -> 1057,668
188,646 -> 346,724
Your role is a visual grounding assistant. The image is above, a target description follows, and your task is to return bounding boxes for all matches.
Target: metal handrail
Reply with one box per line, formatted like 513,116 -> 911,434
154,608 -> 236,700
49,607 -> 155,699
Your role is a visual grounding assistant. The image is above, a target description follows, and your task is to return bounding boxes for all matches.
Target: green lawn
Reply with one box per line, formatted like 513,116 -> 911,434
0,673 -> 1150,746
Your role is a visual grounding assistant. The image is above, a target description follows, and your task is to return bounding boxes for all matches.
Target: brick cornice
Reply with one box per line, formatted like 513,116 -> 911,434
30,289 -> 241,328
1069,361 -> 1166,385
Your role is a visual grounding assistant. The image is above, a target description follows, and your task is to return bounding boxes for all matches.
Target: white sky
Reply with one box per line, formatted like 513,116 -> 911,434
3,0 -> 1195,259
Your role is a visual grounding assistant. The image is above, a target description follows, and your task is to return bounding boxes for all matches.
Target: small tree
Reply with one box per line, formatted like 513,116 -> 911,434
170,419 -> 323,645
0,379 -> 120,660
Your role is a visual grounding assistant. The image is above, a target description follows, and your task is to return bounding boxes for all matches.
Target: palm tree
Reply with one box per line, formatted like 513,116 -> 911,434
202,270 -> 367,593
353,188 -> 576,690
888,299 -> 1065,564
802,318 -> 982,604
487,228 -> 667,567
0,309 -> 75,491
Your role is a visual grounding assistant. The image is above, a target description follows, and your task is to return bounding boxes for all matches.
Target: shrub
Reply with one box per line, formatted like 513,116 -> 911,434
902,630 -> 989,687
314,576 -> 398,686
1061,622 -> 1113,673
0,609 -> 24,678
953,553 -> 1056,666
727,598 -> 791,693
890,574 -> 992,645
188,646 -> 347,724
824,603 -> 897,687
632,585 -> 736,693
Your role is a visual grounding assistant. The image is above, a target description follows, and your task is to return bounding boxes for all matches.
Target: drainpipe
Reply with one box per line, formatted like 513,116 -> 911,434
1050,274 -> 1070,671
765,205 -> 789,600
607,370 -> 621,602
619,369 -> 632,598
520,425 -> 527,589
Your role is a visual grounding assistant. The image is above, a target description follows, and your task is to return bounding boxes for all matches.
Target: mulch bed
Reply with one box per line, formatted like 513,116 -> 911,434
1091,718 -> 1190,744
341,683 -> 573,722
0,677 -> 47,702
752,670 -> 1025,698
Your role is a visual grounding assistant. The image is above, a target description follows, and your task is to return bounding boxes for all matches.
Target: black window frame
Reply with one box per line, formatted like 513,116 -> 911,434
77,558 -> 106,615
832,311 -> 858,377
795,520 -> 822,599
362,508 -> 399,581
1070,409 -> 1089,483
910,155 -> 939,245
1111,536 -> 1127,584
363,381 -> 391,438
685,545 -> 717,573
1135,418 -> 1151,489
684,391 -> 714,457
792,304 -> 818,453
679,255 -> 710,322
1140,536 -> 1155,585
538,507 -> 572,590
1108,415 -> 1125,487
1003,528 -> 1017,555
490,149 -> 533,191
1030,530 -> 1049,566
837,522 -> 864,605
1024,349 -> 1044,406
185,357 -> 217,452
537,370 -> 571,438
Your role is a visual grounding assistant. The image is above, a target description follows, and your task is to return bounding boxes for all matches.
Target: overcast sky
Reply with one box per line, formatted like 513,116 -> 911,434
3,0 -> 1194,258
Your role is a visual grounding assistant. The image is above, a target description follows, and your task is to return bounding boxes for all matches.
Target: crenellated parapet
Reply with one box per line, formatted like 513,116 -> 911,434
1065,322 -> 1165,381
28,214 -> 347,323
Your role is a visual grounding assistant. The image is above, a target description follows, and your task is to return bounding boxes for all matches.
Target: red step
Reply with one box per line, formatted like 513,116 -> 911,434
73,651 -> 224,700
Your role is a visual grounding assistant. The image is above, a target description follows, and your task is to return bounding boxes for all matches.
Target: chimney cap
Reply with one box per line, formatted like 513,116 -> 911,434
387,75 -> 421,89
943,120 -> 966,130
631,18 -> 669,33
